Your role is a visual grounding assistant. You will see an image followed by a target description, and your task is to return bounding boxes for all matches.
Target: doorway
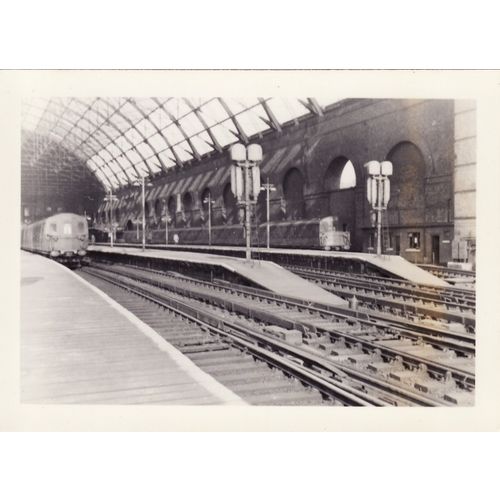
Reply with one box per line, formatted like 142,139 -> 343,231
393,234 -> 401,254
432,235 -> 440,264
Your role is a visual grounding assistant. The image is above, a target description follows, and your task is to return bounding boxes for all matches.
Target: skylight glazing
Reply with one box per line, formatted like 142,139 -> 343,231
22,96 -> 341,190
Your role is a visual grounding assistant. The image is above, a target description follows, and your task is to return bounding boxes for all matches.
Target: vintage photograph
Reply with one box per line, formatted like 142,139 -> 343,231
19,91 -> 476,408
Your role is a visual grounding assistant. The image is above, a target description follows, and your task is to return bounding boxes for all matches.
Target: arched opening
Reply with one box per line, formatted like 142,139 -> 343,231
182,192 -> 193,226
323,157 -> 357,232
385,141 -> 426,258
200,187 -> 212,223
386,142 -> 426,211
126,219 -> 133,231
154,198 -> 162,218
114,207 -> 120,225
154,198 -> 162,228
222,183 -> 237,224
283,168 -> 305,220
325,157 -> 357,191
167,196 -> 176,226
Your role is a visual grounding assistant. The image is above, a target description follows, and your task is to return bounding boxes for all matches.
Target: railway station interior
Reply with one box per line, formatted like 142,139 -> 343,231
22,98 -> 476,266
19,96 -> 477,408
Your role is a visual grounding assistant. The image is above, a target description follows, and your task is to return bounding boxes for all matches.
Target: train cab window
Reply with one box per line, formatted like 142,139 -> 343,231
408,232 -> 420,249
78,222 -> 85,232
50,223 -> 57,232
63,223 -> 72,235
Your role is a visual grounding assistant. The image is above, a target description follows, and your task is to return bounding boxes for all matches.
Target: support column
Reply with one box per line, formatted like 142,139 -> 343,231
452,100 -> 476,266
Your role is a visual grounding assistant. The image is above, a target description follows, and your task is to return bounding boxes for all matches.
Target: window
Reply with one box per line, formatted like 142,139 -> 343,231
50,223 -> 57,232
63,223 -> 72,235
408,232 -> 420,249
78,222 -> 85,232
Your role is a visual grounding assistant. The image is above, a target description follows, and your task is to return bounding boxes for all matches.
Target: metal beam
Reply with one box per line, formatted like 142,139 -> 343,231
218,97 -> 249,144
183,98 -> 223,153
151,97 -> 202,162
31,108 -> 123,190
72,98 -> 145,180
55,97 -> 140,184
299,98 -> 324,117
258,98 -> 282,133
128,98 -> 182,171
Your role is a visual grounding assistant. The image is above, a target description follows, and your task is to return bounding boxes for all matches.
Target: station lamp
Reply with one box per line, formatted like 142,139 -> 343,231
103,189 -> 118,248
132,175 -> 153,252
260,178 -> 276,249
364,160 -> 393,256
230,143 -> 263,260
202,191 -> 215,246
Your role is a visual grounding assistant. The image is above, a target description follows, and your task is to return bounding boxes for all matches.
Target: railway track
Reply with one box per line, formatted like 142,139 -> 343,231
418,264 -> 476,287
80,262 -> 475,406
285,266 -> 476,334
80,269 -> 386,406
286,265 -> 475,305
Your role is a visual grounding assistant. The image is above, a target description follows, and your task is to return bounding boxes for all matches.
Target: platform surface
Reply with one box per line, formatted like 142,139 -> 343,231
89,245 -> 348,308
120,243 -> 448,288
340,253 -> 450,287
20,251 -> 243,405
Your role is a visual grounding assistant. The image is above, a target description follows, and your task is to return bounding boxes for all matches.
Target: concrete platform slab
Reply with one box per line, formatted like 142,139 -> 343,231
89,245 -> 347,308
20,251 -> 245,405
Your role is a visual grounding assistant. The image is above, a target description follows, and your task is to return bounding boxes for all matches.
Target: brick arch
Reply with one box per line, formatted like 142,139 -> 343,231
282,167 -> 305,220
154,198 -> 162,222
386,141 -> 426,211
182,191 -> 194,226
325,156 -> 357,191
200,187 -> 211,212
322,156 -> 357,231
222,183 -> 237,224
167,195 -> 176,226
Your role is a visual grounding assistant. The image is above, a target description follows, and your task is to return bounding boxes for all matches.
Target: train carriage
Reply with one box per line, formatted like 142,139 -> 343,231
21,213 -> 89,267
91,215 -> 350,251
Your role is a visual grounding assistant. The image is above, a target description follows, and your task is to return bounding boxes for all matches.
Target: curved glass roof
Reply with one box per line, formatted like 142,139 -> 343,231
21,97 -> 339,190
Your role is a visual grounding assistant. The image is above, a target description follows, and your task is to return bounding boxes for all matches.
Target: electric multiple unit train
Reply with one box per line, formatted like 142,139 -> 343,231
21,213 -> 89,267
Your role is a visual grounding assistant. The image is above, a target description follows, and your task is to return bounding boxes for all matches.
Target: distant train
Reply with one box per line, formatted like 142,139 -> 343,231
91,216 -> 351,251
21,213 -> 89,267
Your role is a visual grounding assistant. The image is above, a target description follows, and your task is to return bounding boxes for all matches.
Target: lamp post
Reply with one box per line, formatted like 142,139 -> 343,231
203,192 -> 215,246
103,189 -> 118,248
230,143 -> 263,260
164,210 -> 169,246
260,177 -> 276,249
364,160 -> 393,256
132,175 -> 152,252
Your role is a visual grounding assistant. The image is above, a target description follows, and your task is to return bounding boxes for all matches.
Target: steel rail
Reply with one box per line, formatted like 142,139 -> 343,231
292,270 -> 476,330
102,261 -> 475,353
287,265 -> 476,307
86,263 -> 475,393
82,267 -> 389,406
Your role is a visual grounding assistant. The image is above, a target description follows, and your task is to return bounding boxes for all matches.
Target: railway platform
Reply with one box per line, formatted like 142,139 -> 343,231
95,243 -> 448,288
88,245 -> 348,308
20,251 -> 244,405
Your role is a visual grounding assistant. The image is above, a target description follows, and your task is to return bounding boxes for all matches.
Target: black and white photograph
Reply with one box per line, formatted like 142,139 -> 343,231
1,69 -> 499,431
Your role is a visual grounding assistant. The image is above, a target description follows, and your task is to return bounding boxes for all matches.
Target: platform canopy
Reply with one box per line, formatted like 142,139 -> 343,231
21,97 -> 340,191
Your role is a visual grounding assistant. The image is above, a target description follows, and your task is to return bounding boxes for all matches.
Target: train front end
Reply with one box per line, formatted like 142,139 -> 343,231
319,216 -> 351,251
46,214 -> 89,267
